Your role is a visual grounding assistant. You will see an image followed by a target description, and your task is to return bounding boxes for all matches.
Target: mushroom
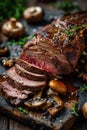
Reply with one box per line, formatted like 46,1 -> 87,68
0,46 -> 9,56
23,6 -> 44,22
82,102 -> 87,119
24,90 -> 46,109
49,79 -> 67,94
41,88 -> 58,111
2,59 -> 15,67
41,97 -> 53,111
46,88 -> 58,96
47,95 -> 63,116
1,18 -> 24,38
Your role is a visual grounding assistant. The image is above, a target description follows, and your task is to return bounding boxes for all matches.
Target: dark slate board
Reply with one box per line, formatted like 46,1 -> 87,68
0,7 -> 87,130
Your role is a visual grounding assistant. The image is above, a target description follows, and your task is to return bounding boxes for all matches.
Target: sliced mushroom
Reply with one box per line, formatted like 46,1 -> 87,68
23,6 -> 44,22
49,79 -> 67,94
41,97 -> 53,111
47,95 -> 63,116
2,18 -> 24,38
2,59 -> 15,67
0,46 -> 9,56
24,90 -> 46,109
46,88 -> 58,96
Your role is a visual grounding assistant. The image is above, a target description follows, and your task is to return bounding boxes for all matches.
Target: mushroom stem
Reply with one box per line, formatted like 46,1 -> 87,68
10,18 -> 17,28
33,90 -> 43,100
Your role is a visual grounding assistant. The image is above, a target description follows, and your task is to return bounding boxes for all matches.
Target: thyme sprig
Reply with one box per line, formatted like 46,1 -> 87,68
7,35 -> 34,47
18,107 -> 28,115
71,102 -> 78,116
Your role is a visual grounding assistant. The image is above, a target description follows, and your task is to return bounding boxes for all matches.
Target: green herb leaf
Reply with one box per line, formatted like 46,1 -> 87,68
71,102 -> 78,116
65,29 -> 74,37
0,0 -> 27,22
59,0 -> 81,13
18,107 -> 28,115
7,35 -> 34,47
80,84 -> 87,92
72,25 -> 86,31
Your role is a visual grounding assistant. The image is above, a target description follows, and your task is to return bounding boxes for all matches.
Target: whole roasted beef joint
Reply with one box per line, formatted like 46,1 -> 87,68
0,11 -> 87,108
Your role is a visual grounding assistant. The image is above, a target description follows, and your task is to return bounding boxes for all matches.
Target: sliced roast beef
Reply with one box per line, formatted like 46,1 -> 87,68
1,81 -> 32,100
7,67 -> 46,91
15,64 -> 46,81
20,11 -> 87,77
16,58 -> 46,75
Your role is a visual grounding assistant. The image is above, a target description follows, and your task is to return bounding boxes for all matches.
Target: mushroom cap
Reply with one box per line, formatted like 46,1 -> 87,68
2,18 -> 24,38
24,98 -> 46,109
23,6 -> 44,22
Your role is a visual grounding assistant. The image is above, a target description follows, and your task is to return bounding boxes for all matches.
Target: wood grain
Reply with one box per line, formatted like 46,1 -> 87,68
9,120 -> 31,130
0,116 -> 9,130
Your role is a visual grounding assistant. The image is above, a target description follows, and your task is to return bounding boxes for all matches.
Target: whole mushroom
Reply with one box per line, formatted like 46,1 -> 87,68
0,46 -> 9,56
23,6 -> 44,22
1,18 -> 25,38
82,102 -> 87,119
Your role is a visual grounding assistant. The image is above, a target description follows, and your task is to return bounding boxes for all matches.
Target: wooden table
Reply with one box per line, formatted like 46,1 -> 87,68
0,115 -> 87,130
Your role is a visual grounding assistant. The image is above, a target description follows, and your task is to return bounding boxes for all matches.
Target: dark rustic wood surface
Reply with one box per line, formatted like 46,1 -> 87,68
0,115 -> 87,130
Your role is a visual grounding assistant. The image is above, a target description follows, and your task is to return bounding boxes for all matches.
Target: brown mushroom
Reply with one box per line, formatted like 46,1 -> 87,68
0,46 -> 9,56
1,18 -> 24,38
2,59 -> 15,67
49,79 -> 67,94
24,90 -> 46,109
41,88 -> 58,111
47,95 -> 63,116
41,97 -> 53,111
46,88 -> 58,96
82,102 -> 87,119
23,6 -> 44,22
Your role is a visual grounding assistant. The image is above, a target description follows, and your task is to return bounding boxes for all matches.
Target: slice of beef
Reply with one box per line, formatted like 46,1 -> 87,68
20,11 -> 87,77
15,64 -> 46,81
1,81 -> 32,100
16,58 -> 46,75
7,67 -> 46,91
